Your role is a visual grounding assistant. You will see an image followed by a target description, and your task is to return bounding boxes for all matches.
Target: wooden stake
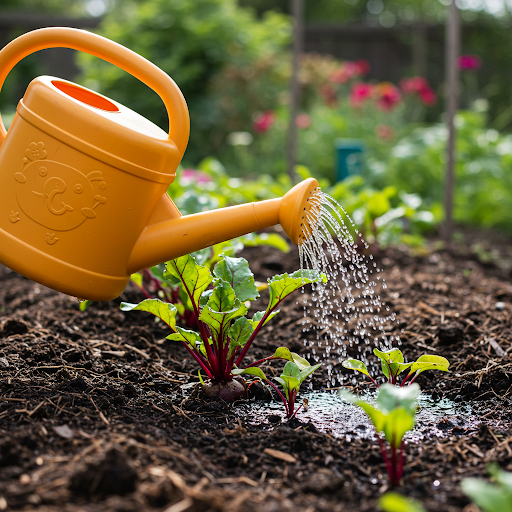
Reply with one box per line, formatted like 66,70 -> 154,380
287,0 -> 303,181
443,0 -> 460,247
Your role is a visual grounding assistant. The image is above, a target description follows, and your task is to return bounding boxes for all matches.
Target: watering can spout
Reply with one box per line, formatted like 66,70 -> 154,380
127,177 -> 319,274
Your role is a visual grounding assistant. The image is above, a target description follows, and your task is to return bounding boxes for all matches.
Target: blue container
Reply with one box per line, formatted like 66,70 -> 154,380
335,138 -> 364,182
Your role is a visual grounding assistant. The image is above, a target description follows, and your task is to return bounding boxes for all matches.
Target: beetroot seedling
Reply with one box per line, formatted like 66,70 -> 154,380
121,254 -> 325,401
341,383 -> 420,487
234,354 -> 321,418
343,347 -> 449,387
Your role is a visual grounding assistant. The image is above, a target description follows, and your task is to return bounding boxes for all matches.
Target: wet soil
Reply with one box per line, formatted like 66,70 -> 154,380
0,235 -> 511,511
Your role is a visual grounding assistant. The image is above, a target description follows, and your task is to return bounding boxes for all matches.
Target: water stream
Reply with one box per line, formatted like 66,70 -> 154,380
298,189 -> 399,386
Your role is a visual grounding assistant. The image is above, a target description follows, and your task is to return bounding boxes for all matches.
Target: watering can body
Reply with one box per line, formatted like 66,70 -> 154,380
0,28 -> 318,301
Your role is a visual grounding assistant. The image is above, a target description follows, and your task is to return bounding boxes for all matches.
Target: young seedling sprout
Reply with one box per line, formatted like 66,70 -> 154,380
341,383 -> 420,487
233,353 -> 321,419
121,253 -> 326,401
343,347 -> 449,387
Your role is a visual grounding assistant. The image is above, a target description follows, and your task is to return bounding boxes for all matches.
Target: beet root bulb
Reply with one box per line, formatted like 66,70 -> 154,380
202,379 -> 246,401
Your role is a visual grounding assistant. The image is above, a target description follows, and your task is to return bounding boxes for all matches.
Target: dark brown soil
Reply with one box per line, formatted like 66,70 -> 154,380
0,236 -> 511,512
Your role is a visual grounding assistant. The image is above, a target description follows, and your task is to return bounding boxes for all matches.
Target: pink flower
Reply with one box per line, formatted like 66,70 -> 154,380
354,59 -> 371,76
375,83 -> 402,111
400,76 -> 429,94
320,84 -> 338,107
350,83 -> 373,107
329,61 -> 359,84
296,114 -> 311,129
400,76 -> 437,106
458,55 -> 481,71
181,169 -> 212,184
253,110 -> 275,134
419,86 -> 437,106
375,124 -> 395,140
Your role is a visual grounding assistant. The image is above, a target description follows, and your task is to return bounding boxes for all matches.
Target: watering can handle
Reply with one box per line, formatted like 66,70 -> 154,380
0,27 -> 189,156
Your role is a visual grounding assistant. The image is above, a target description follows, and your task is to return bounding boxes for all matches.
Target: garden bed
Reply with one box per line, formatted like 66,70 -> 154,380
0,239 -> 511,511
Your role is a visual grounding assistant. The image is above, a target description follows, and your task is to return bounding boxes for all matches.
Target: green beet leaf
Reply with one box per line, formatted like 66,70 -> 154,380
276,361 -> 321,397
79,300 -> 92,312
199,299 -> 247,341
167,326 -> 202,349
282,360 -> 301,379
251,310 -> 279,329
374,347 -> 404,379
199,279 -> 248,340
206,277 -> 236,312
120,299 -> 177,331
461,478 -> 512,512
164,255 -> 212,307
490,463 -> 512,490
150,262 -> 178,286
340,384 -> 419,444
130,272 -> 143,287
291,352 -> 313,371
299,363 -> 321,384
231,366 -> 267,381
410,355 -> 450,375
272,347 -> 294,362
377,383 -> 420,415
271,347 -> 312,371
228,317 -> 254,357
213,256 -> 259,302
267,270 -> 327,311
378,492 -> 426,512
342,359 -> 371,378
461,464 -> 512,512
382,407 -> 415,448
190,247 -> 212,266
274,375 -> 301,400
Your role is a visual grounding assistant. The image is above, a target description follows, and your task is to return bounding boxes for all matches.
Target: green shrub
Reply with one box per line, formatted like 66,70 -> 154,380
78,0 -> 291,164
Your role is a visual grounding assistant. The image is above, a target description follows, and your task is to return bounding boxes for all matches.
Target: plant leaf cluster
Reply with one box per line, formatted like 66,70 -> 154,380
234,348 -> 321,418
340,383 -> 420,486
343,347 -> 449,387
122,253 -> 325,390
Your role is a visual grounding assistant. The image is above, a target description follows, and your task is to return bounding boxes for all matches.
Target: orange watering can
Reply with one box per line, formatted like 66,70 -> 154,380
0,27 -> 318,301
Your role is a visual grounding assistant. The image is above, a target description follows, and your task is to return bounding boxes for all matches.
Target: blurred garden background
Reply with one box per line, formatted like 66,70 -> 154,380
1,0 -> 512,257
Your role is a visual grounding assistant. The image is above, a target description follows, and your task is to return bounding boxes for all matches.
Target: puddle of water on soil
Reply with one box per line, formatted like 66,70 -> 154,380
236,391 -> 477,442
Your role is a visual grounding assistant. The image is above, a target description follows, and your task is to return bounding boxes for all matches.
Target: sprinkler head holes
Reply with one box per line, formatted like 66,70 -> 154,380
298,187 -> 320,245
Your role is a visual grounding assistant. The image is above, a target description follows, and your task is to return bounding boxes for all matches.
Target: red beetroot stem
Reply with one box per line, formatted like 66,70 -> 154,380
179,340 -> 213,379
390,443 -> 398,487
408,373 -> 420,385
400,372 -> 412,387
244,356 -> 292,368
396,442 -> 405,483
367,375 -> 380,388
265,379 -> 292,417
376,434 -> 394,484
